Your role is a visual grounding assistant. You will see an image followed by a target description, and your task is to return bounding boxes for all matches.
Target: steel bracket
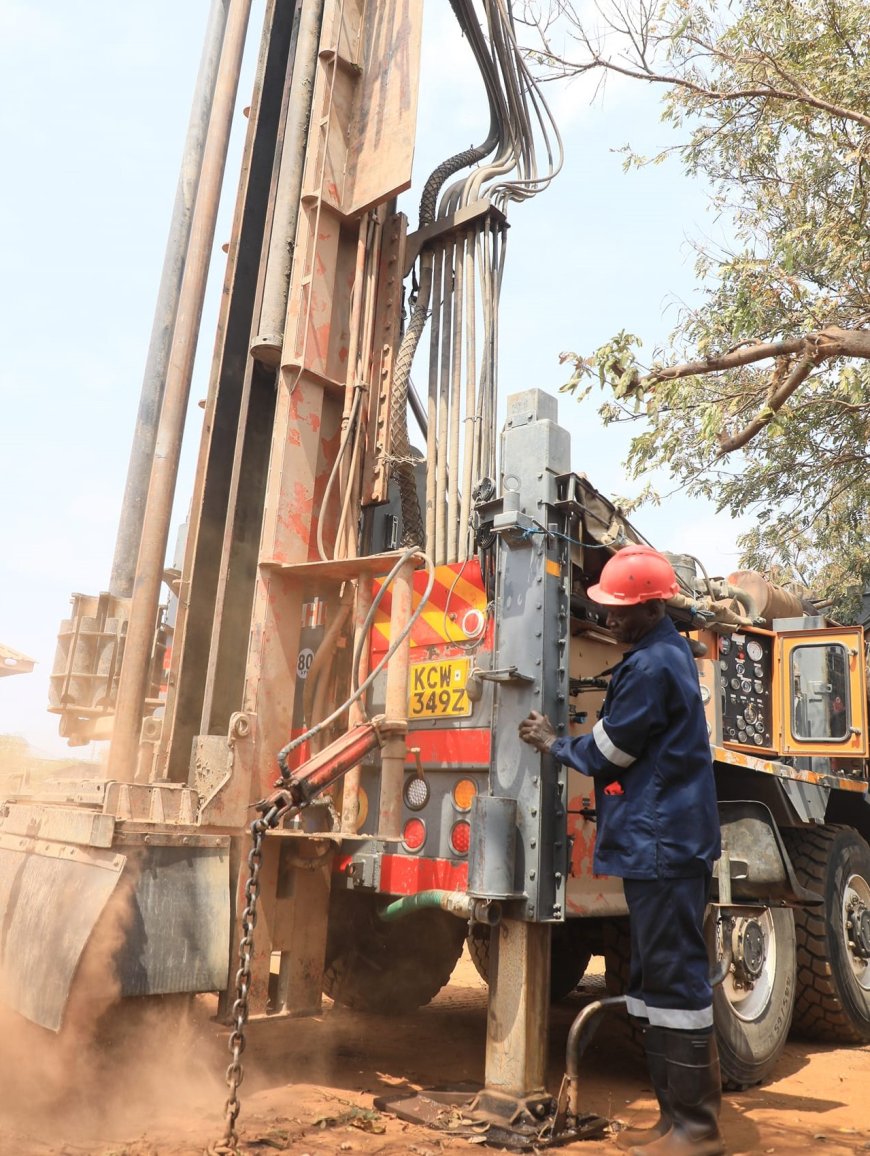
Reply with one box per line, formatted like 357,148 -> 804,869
474,666 -> 534,685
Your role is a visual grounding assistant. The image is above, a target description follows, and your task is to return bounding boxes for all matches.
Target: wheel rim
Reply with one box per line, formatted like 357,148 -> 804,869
722,909 -> 777,1023
841,871 -> 870,992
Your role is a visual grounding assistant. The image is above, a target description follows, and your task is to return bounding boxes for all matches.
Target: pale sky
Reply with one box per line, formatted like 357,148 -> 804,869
0,1 -> 745,756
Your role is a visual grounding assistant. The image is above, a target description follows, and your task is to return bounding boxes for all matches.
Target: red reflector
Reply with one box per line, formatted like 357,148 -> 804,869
403,818 -> 426,851
450,820 -> 471,856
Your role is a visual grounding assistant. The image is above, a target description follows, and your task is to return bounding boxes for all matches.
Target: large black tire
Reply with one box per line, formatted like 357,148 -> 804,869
323,890 -> 466,1013
467,921 -> 593,1001
709,905 -> 796,1089
604,911 -> 795,1089
782,825 -> 870,1043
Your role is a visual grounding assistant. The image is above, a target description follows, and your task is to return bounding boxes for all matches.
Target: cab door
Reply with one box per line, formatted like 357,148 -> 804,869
778,627 -> 868,758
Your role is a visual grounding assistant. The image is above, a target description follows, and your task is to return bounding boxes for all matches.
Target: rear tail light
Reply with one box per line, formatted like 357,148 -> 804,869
452,777 -> 477,811
402,818 -> 426,852
450,819 -> 471,856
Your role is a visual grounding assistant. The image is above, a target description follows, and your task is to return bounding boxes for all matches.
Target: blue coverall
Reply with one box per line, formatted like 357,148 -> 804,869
551,615 -> 721,1029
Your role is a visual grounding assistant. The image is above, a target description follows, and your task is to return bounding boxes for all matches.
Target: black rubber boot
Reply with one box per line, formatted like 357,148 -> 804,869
616,1025 -> 672,1149
628,1029 -> 724,1156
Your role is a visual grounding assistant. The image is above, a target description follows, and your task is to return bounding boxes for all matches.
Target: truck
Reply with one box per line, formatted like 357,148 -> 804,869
1,0 -> 869,1149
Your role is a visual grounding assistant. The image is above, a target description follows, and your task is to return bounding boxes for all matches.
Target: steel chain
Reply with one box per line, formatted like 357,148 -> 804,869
207,809 -> 275,1156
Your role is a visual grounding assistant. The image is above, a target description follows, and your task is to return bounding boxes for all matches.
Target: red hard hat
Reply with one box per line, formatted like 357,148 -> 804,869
588,544 -> 679,606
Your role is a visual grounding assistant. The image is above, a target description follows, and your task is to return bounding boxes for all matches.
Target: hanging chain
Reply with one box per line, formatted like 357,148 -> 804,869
209,795 -> 294,1155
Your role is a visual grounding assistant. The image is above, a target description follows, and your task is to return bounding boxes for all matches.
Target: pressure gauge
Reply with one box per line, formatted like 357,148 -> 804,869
754,680 -> 764,694
744,703 -> 758,724
747,639 -> 764,662
730,678 -> 741,691
740,679 -> 753,693
719,638 -> 732,656
753,733 -> 764,746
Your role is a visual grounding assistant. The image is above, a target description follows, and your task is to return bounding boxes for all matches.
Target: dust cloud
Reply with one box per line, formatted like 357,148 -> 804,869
0,863 -> 225,1155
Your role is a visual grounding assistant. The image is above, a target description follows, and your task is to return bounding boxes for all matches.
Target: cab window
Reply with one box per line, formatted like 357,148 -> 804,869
790,643 -> 850,741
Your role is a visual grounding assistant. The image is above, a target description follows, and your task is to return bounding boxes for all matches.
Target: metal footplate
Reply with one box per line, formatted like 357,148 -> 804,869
374,995 -> 625,1150
374,1085 -> 609,1151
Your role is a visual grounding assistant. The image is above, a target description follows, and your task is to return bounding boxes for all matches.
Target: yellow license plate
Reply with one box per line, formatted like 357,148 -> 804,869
409,658 -> 472,719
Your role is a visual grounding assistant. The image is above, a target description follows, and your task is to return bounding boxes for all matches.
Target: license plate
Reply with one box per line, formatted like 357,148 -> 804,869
409,658 -> 472,719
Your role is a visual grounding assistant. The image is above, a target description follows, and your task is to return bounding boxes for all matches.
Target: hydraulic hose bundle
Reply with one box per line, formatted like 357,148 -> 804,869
389,0 -> 564,563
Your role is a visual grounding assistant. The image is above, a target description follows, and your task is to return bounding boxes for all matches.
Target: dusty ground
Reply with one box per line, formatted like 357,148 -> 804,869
1,953 -> 869,1156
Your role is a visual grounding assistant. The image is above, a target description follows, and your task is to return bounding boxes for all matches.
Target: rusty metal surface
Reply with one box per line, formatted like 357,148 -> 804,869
718,800 -> 821,905
373,1085 -> 609,1151
0,834 -> 126,1030
363,212 -> 406,505
114,842 -> 230,998
260,549 -> 418,582
485,918 -> 551,1100
712,743 -> 868,792
0,803 -> 115,849
341,0 -> 422,216
112,830 -> 229,848
103,781 -> 199,823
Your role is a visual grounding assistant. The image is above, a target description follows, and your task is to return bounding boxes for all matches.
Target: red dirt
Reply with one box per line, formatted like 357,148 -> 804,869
1,954 -> 869,1156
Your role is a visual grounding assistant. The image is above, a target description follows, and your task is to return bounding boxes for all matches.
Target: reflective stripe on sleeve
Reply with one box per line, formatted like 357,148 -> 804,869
647,1005 -> 714,1030
593,719 -> 637,768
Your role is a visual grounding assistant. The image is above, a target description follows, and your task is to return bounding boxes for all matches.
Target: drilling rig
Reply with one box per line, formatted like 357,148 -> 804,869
2,1 -> 869,1150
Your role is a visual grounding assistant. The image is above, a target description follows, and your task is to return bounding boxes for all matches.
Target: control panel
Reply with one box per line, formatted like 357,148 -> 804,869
719,630 -> 774,751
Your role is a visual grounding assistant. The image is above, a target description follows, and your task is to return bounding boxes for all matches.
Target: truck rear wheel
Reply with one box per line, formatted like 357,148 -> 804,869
467,921 -> 593,1001
782,825 -> 870,1043
604,911 -> 796,1088
323,890 -> 466,1014
710,906 -> 796,1089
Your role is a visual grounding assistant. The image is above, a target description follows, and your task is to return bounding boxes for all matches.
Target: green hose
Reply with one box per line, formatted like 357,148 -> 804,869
378,890 -> 467,921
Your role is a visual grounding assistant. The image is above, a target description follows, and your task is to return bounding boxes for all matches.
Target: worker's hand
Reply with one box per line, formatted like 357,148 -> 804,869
518,710 -> 557,754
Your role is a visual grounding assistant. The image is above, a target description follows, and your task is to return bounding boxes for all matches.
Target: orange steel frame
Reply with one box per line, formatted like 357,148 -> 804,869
150,1 -> 424,1017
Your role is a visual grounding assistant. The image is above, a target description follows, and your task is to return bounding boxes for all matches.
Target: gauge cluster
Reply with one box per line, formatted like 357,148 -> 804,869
718,631 -> 773,750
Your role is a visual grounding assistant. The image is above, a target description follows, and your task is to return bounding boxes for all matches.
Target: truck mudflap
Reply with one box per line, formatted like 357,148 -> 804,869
0,833 -> 126,1031
112,841 -> 231,1000
0,834 -> 231,1032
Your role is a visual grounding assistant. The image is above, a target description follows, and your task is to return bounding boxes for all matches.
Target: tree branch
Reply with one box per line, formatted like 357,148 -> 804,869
718,353 -> 816,452
535,45 -> 870,130
637,325 -> 870,453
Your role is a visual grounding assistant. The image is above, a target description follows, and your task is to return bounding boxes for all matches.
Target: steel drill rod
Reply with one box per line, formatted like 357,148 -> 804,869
109,0 -> 253,782
250,0 -> 324,366
425,246 -> 443,555
447,233 -> 463,562
110,0 -> 232,598
459,232 -> 477,561
435,241 -> 454,566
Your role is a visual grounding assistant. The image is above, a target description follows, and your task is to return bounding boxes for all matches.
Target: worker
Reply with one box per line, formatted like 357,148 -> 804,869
518,544 -> 723,1156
